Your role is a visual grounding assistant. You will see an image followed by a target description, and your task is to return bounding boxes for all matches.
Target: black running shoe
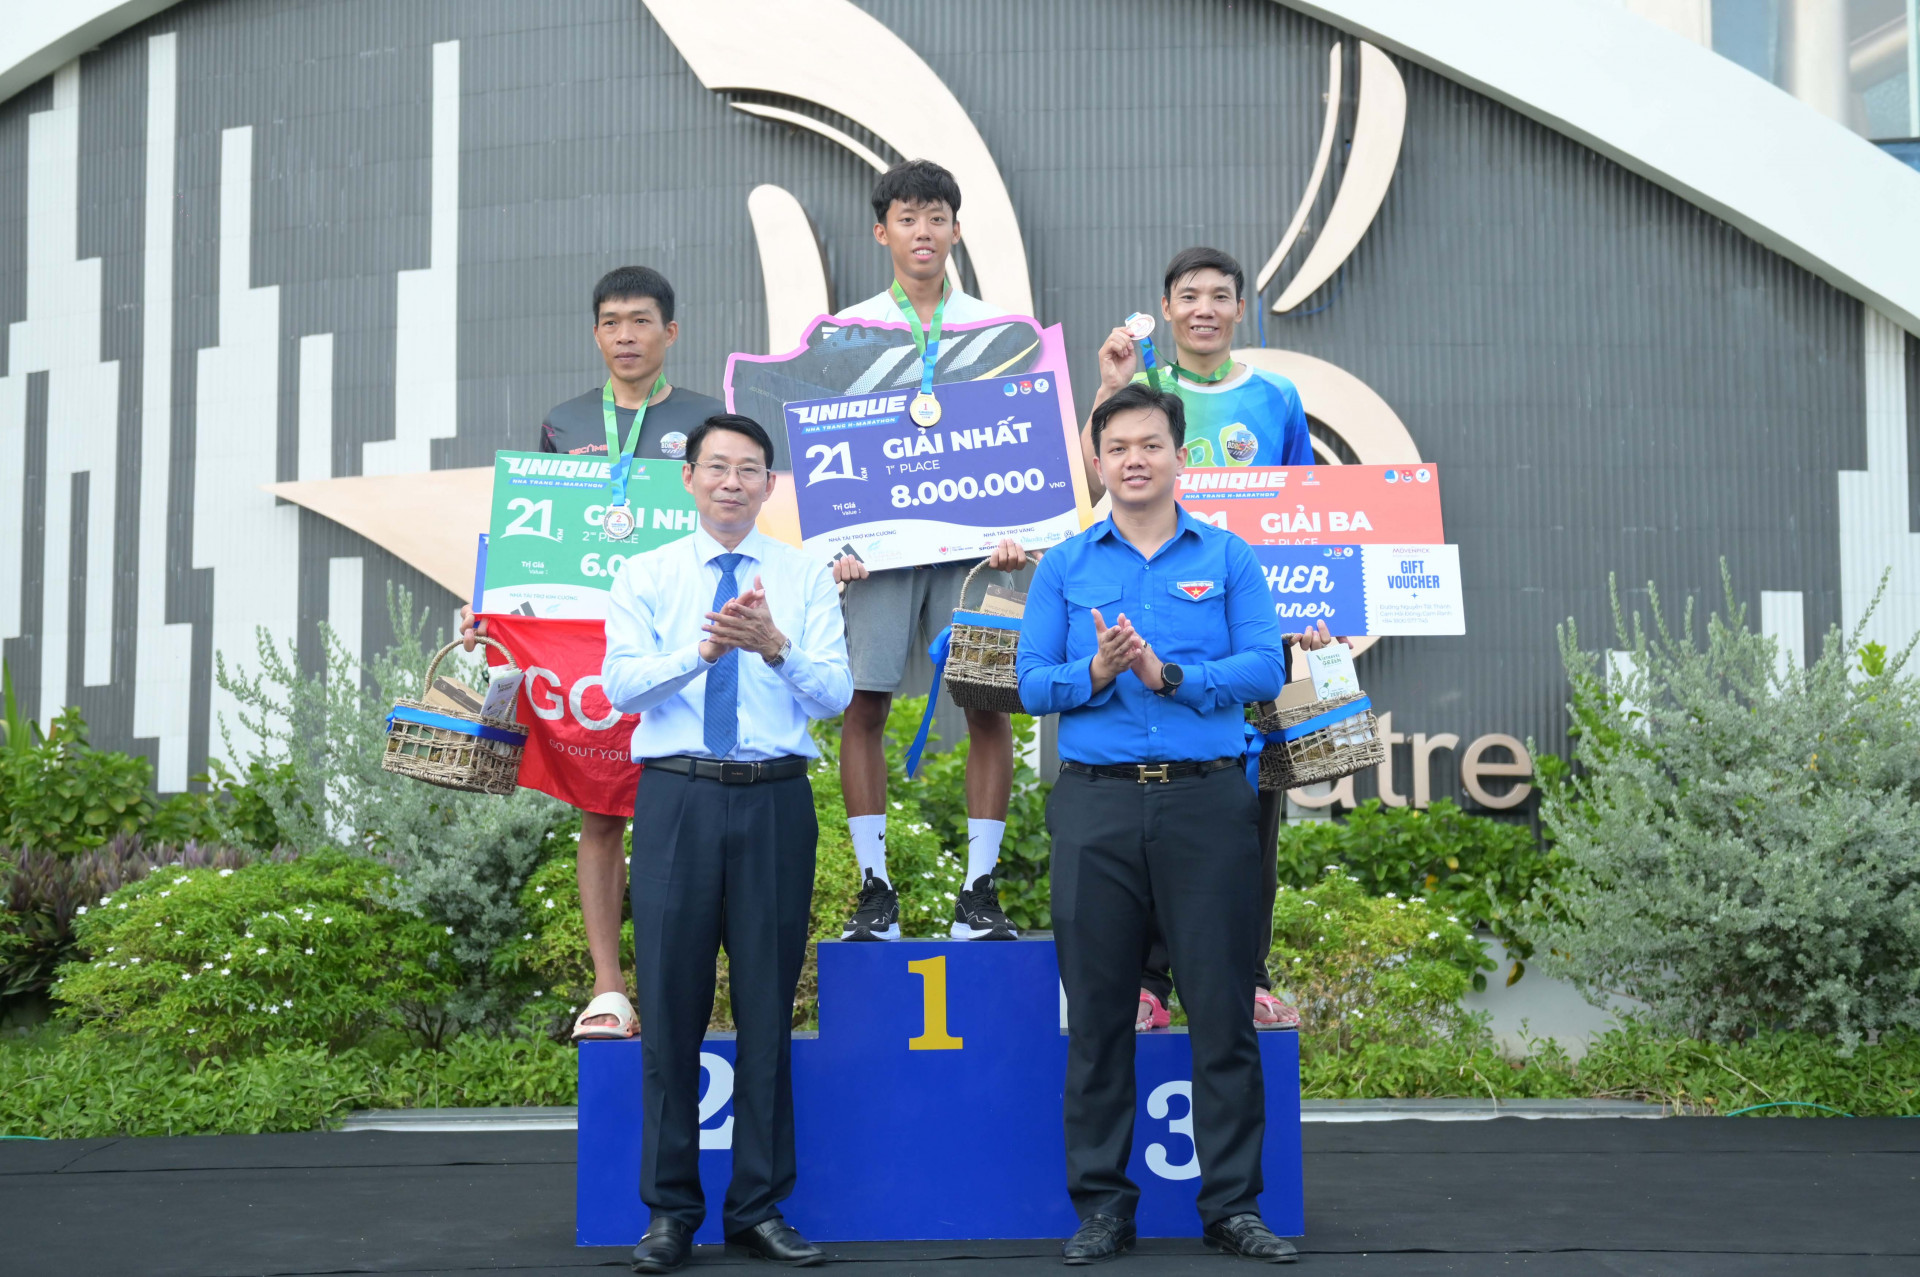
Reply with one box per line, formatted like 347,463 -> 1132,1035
950,874 -> 1019,940
841,871 -> 901,941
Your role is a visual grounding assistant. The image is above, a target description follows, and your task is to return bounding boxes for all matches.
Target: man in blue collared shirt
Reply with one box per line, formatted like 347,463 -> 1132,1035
1018,381 -> 1298,1265
602,413 -> 852,1273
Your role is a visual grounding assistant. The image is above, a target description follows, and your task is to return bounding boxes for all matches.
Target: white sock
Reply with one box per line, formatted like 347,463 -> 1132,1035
849,815 -> 889,885
966,818 -> 1006,885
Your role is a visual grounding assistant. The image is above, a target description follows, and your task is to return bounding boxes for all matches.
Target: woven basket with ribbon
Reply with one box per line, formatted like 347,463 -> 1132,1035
381,637 -> 528,796
944,559 -> 1027,714
905,557 -> 1027,777
1245,692 -> 1384,792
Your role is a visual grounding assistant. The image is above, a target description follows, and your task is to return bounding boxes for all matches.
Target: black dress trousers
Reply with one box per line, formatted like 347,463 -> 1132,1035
630,766 -> 818,1234
1049,765 -> 1268,1226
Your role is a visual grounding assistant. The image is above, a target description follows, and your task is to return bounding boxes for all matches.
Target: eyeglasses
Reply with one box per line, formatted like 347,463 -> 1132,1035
693,462 -> 768,484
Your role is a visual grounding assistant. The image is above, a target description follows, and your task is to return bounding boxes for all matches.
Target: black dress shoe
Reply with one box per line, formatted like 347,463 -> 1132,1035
1062,1213 -> 1136,1265
1202,1213 -> 1298,1263
725,1218 -> 825,1266
631,1216 -> 693,1273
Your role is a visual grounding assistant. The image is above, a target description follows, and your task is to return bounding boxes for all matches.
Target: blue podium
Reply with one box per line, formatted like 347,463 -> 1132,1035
577,937 -> 1302,1244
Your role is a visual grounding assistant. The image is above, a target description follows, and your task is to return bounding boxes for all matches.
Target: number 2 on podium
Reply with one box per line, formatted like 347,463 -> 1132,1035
907,955 -> 964,1050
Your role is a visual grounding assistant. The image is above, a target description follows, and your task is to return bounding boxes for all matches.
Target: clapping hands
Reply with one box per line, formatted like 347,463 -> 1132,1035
701,576 -> 787,663
1088,608 -> 1166,691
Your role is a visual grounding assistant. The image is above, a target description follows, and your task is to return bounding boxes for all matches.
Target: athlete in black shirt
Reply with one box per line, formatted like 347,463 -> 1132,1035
463,266 -> 723,1041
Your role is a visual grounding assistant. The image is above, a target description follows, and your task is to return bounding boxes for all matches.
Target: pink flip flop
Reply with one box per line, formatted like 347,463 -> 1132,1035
1253,990 -> 1300,1030
1136,990 -> 1171,1032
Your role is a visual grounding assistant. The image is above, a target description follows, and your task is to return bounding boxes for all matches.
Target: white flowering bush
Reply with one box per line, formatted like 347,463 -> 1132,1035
52,850 -> 456,1055
1535,571 -> 1920,1048
1269,867 -> 1489,1052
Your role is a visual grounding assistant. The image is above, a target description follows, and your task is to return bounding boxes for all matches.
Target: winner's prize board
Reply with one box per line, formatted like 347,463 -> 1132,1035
782,378 -> 1083,570
1176,463 -> 1464,636
726,313 -> 1092,569
479,452 -> 696,620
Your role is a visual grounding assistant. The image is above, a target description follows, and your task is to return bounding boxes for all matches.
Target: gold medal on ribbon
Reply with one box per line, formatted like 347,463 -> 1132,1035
909,391 -> 942,428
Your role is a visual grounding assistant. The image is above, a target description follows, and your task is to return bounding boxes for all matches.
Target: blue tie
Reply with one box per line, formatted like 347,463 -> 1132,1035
704,553 -> 744,758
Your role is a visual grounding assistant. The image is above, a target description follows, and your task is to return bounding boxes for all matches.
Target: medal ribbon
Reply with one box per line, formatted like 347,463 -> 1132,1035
891,280 -> 948,399
1170,358 -> 1235,385
601,373 -> 668,507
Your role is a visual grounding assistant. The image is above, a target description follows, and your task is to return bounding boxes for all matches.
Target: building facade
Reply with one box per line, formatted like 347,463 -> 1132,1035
2,0 -> 1917,814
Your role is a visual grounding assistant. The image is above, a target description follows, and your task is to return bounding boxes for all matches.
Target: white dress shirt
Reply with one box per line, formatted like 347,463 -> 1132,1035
602,525 -> 853,761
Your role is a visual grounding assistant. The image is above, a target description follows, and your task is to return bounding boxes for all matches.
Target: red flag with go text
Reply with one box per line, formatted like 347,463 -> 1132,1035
481,614 -> 640,818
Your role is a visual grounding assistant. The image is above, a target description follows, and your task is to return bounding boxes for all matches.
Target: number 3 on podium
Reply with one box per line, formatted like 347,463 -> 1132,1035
907,955 -> 964,1050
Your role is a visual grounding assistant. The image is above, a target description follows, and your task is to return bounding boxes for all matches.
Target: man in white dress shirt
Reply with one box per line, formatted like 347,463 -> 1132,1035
602,413 -> 852,1272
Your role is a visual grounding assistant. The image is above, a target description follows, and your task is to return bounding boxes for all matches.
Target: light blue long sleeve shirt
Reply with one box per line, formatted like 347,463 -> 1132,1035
1016,509 -> 1289,765
601,525 -> 852,761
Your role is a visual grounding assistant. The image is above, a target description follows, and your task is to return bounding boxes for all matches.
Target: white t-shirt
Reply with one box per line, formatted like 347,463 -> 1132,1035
836,287 -> 1007,327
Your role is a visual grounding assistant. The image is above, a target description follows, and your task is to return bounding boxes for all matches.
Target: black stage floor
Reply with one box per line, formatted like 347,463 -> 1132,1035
3,1120 -> 1917,1276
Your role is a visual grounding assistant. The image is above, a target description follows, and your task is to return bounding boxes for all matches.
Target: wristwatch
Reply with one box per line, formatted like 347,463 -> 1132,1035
765,637 -> 792,668
1154,662 -> 1183,696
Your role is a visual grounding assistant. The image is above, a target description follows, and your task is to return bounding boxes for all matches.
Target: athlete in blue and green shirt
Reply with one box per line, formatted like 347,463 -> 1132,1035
1081,246 -> 1314,498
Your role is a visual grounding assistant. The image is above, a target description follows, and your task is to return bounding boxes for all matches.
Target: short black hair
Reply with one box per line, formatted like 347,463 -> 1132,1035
685,413 -> 775,468
1162,247 -> 1244,301
870,159 -> 963,224
592,266 -> 675,324
1090,382 -> 1186,452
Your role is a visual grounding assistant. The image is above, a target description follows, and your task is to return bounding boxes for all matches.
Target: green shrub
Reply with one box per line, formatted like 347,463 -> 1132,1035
0,1028 -> 580,1138
1276,798 -> 1554,980
1536,570 -> 1920,1048
215,595 -> 568,1030
0,707 -> 157,852
53,851 -> 458,1054
1269,867 -> 1491,1052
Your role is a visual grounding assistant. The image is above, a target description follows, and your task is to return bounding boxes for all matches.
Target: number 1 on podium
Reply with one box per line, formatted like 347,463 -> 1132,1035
907,954 -> 964,1050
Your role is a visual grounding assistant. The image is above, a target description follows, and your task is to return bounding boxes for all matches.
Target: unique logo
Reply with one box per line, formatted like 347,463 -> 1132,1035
1221,424 -> 1259,465
1176,581 -> 1216,600
1034,376 -> 1050,393
660,431 -> 688,459
1415,467 -> 1431,483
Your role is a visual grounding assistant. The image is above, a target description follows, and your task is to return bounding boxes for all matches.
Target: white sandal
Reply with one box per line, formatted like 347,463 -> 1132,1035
570,991 -> 638,1041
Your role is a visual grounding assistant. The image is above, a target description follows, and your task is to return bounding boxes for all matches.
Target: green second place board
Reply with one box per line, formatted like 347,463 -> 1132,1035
479,452 -> 697,620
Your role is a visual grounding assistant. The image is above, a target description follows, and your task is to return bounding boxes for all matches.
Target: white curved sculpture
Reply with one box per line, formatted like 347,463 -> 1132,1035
746,184 -> 833,354
641,0 -> 1033,316
1271,41 -> 1406,314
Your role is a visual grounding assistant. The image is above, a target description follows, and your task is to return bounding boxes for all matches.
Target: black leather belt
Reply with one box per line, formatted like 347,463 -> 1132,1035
646,755 -> 810,784
1060,757 -> 1240,784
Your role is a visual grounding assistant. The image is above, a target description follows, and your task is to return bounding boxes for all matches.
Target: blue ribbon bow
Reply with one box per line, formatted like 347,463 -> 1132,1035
1242,722 -> 1281,789
904,628 -> 954,779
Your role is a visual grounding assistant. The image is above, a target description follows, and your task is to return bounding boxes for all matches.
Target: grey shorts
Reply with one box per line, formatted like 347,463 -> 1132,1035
842,560 -> 1011,694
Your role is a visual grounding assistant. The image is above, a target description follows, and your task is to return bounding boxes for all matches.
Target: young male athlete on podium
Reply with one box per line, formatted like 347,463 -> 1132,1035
602,412 -> 851,1272
1084,248 -> 1322,1035
461,267 -> 727,1044
1023,381 -> 1332,1264
830,160 -> 1028,944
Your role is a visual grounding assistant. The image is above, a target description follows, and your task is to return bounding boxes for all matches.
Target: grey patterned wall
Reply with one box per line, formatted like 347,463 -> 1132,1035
0,0 -> 1905,810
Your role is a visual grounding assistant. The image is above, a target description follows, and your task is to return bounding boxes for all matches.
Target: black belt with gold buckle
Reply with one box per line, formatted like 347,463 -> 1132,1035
646,755 -> 809,784
1060,757 -> 1239,784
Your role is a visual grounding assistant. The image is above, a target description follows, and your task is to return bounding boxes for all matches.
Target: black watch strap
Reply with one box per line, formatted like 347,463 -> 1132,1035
1156,662 -> 1183,696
